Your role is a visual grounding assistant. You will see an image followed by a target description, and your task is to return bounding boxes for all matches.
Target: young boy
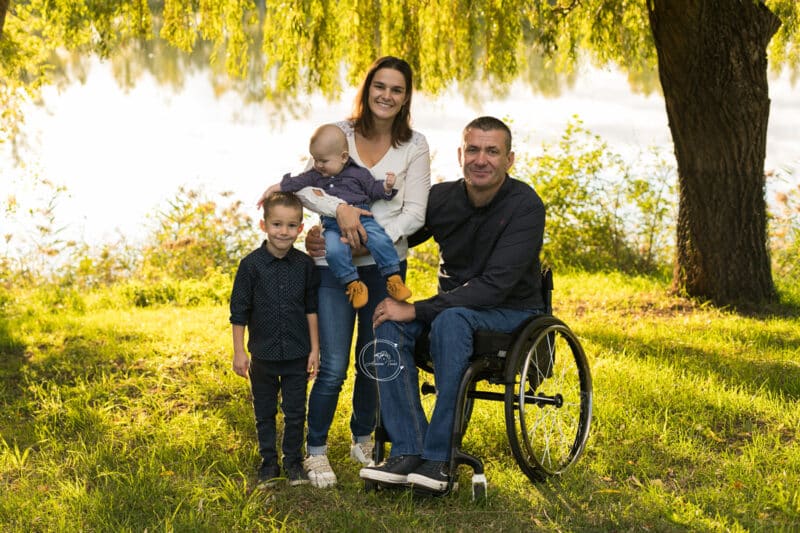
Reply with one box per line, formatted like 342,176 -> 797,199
229,191 -> 320,488
266,123 -> 412,309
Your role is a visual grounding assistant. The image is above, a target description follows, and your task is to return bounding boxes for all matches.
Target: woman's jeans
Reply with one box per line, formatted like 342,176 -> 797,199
306,262 -> 407,455
373,306 -> 541,461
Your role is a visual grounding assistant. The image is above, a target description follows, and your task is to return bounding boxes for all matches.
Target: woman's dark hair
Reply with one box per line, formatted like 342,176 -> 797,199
350,56 -> 413,147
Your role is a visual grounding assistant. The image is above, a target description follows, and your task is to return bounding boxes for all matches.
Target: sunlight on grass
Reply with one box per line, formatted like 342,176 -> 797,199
1,272 -> 798,530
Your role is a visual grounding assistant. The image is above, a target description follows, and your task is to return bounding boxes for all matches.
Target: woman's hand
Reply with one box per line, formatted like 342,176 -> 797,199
256,184 -> 281,208
304,225 -> 326,258
336,203 -> 373,249
305,223 -> 370,257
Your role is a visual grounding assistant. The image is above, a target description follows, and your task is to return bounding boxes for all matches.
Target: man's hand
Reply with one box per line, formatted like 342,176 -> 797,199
372,297 -> 416,328
304,225 -> 325,258
336,203 -> 372,249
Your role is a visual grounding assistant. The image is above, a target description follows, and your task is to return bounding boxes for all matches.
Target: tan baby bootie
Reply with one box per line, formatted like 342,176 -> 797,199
386,274 -> 412,301
346,280 -> 368,309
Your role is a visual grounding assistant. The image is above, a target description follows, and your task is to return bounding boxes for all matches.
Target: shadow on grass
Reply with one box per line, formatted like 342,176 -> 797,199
584,326 -> 800,400
0,315 -> 27,380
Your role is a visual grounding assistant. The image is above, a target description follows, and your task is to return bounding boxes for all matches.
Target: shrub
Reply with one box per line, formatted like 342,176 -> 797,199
119,270 -> 233,307
515,117 -> 677,276
137,187 -> 261,281
768,168 -> 800,300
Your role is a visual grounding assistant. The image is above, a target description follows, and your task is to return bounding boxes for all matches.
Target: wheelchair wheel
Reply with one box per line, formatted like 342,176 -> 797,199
504,316 -> 592,481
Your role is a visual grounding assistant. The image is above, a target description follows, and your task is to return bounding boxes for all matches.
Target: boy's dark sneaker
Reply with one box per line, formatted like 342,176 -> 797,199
407,460 -> 451,492
286,462 -> 310,486
359,455 -> 422,485
257,461 -> 281,489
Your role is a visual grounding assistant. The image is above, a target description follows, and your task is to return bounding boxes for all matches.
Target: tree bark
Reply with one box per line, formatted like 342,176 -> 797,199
647,0 -> 780,306
0,0 -> 9,39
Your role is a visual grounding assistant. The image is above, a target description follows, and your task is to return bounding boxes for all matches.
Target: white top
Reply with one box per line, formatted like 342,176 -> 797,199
296,120 -> 431,266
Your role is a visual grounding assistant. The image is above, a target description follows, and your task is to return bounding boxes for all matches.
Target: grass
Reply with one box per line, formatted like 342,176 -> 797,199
1,271 -> 799,531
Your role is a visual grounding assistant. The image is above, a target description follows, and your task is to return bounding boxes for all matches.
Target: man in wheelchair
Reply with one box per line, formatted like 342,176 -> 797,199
359,116 -> 547,494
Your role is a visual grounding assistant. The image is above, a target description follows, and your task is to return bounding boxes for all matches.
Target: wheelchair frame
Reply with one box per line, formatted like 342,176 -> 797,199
368,269 -> 593,499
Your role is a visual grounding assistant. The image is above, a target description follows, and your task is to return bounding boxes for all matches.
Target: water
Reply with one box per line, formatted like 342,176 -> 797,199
1,57 -> 797,253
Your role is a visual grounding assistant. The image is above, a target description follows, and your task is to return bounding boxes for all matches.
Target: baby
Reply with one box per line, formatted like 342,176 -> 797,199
273,124 -> 412,309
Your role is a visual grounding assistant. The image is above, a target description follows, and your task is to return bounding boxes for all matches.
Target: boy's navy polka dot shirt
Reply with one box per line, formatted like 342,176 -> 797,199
229,241 -> 320,361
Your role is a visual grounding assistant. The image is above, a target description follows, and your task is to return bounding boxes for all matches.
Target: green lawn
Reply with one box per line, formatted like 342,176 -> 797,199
1,272 -> 798,531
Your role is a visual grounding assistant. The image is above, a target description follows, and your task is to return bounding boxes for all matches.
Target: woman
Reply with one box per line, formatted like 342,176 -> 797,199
262,56 -> 431,488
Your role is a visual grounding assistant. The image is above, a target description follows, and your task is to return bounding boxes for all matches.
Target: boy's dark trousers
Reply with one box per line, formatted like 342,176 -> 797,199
249,357 -> 308,468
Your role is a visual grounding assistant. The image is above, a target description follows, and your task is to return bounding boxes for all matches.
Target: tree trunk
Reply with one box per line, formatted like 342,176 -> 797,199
647,0 -> 780,306
0,0 -> 9,38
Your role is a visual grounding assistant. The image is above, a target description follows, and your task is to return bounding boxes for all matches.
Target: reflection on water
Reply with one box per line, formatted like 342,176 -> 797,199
1,10 -> 797,256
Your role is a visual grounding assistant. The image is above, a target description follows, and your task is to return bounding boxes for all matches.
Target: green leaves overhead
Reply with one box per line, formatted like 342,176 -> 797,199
2,0 -> 799,111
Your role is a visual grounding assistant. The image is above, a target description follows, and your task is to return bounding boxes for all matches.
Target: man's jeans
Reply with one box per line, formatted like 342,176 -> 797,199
306,262 -> 407,454
321,212 -> 400,285
373,306 -> 540,461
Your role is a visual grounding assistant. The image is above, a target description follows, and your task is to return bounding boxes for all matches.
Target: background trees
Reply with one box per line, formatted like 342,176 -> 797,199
2,0 -> 799,307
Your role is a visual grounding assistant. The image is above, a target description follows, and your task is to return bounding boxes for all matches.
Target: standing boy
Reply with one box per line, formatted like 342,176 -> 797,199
230,191 -> 321,487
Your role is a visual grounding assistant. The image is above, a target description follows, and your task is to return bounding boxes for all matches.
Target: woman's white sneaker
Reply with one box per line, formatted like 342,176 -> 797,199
349,441 -> 375,466
303,455 -> 337,488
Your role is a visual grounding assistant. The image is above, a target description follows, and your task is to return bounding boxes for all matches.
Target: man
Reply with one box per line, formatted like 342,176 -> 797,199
358,116 -> 547,492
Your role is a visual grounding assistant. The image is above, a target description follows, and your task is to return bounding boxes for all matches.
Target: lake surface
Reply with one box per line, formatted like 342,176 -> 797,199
1,57 -> 798,252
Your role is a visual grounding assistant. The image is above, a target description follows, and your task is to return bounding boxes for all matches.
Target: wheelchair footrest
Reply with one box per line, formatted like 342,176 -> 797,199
471,473 -> 488,500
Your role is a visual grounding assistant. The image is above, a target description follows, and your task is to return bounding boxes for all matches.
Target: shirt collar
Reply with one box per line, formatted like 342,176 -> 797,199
459,174 -> 513,210
260,240 -> 294,262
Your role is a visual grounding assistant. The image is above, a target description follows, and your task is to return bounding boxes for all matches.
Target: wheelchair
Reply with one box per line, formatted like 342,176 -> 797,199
366,269 -> 593,499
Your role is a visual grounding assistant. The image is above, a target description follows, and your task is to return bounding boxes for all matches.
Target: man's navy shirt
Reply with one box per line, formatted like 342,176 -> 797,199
409,176 -> 546,324
229,241 -> 320,361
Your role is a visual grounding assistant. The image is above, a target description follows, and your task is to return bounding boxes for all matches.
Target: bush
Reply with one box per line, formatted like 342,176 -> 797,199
768,168 -> 800,300
119,270 -> 233,307
515,117 -> 677,276
137,187 -> 261,281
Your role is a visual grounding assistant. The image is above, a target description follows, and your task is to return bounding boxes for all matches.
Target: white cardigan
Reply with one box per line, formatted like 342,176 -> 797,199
296,120 -> 431,266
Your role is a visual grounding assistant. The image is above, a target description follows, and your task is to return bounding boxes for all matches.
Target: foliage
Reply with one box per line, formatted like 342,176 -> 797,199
406,238 -> 439,300
516,117 -> 677,275
3,0 -> 799,126
137,186 -> 260,281
1,183 -> 261,292
1,272 -> 799,531
768,168 -> 800,293
0,172 -> 80,286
